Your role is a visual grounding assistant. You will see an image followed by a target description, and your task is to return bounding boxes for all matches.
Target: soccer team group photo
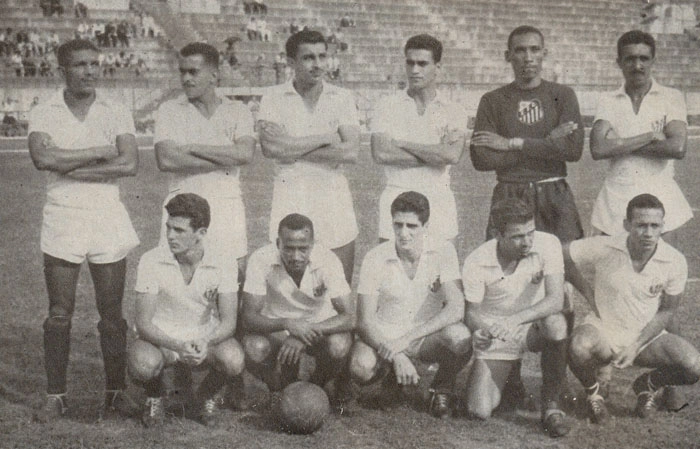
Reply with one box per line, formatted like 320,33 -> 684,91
2,1 -> 700,448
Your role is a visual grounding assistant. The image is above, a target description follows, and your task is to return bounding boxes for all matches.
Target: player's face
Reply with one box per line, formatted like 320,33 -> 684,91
624,207 -> 664,251
61,49 -> 99,95
617,43 -> 654,89
405,49 -> 439,91
179,54 -> 217,100
278,227 -> 314,277
290,43 -> 327,87
166,216 -> 205,255
392,211 -> 426,252
497,219 -> 536,260
506,32 -> 546,84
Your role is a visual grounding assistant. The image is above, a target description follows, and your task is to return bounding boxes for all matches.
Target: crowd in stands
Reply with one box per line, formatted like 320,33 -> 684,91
1,28 -> 60,78
75,12 -> 161,49
246,16 -> 271,41
74,1 -> 88,18
39,0 -> 64,17
2,5 -> 157,79
243,0 -> 267,15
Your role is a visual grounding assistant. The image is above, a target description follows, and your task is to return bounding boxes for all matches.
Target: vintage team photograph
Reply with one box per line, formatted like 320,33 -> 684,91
1,0 -> 699,448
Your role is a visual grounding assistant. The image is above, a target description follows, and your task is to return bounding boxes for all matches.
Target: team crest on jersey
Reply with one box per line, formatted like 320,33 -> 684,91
531,270 -> 544,284
648,279 -> 663,296
518,100 -> 543,125
313,280 -> 327,297
430,275 -> 441,293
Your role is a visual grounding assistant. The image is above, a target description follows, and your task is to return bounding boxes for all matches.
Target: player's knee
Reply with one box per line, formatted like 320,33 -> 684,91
43,314 -> 72,333
214,340 -> 245,377
325,333 -> 352,360
439,323 -> 472,355
349,348 -> 378,384
466,399 -> 493,421
569,328 -> 597,363
128,341 -> 163,381
541,313 -> 568,340
243,335 -> 271,363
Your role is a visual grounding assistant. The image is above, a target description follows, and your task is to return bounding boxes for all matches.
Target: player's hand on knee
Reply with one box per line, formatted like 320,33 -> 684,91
277,336 -> 305,366
548,121 -> 578,139
378,337 -> 410,362
284,319 -> 321,346
612,344 -> 639,369
487,322 -> 512,342
473,329 -> 494,351
180,340 -> 207,366
393,354 -> 419,386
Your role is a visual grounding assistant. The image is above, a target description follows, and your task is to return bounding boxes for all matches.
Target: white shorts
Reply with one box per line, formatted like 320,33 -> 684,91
591,176 -> 692,236
160,194 -> 247,275
268,174 -> 358,249
41,201 -> 139,264
581,314 -> 666,356
378,184 -> 458,242
474,323 -> 533,361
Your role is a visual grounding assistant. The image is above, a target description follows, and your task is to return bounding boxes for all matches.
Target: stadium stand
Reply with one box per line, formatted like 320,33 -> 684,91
1,0 -> 699,133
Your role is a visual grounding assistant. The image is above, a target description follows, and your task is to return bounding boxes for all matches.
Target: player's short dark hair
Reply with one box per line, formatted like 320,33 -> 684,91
391,191 -> 430,225
278,213 -> 314,238
617,30 -> 655,59
165,193 -> 211,230
285,30 -> 327,59
404,34 -> 442,63
507,25 -> 544,50
57,39 -> 98,67
490,198 -> 534,234
626,194 -> 665,220
180,42 -> 219,68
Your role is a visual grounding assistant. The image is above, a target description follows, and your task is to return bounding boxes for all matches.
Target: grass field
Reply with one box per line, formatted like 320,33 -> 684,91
1,136 -> 700,449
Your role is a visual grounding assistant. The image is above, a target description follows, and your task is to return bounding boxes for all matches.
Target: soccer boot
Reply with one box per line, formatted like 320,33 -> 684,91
200,396 -> 222,427
427,389 -> 451,418
103,389 -> 140,418
34,393 -> 68,423
586,393 -> 609,424
141,396 -> 166,428
541,406 -> 572,438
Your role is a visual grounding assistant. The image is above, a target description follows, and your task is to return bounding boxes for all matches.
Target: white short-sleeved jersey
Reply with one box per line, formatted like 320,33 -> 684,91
569,234 -> 687,349
357,239 -> 461,339
154,95 -> 256,200
154,95 -> 255,262
591,80 -> 691,234
243,243 -> 350,323
28,89 -> 135,208
258,80 -> 359,248
135,246 -> 237,341
371,91 -> 467,241
462,231 -> 564,323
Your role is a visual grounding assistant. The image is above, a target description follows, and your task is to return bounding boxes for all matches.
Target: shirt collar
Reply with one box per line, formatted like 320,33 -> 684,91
272,245 -> 322,273
607,232 -> 674,263
175,93 -> 232,107
398,88 -> 450,108
156,244 -> 218,268
378,236 -> 438,264
479,239 -> 502,268
614,78 -> 662,98
281,79 -> 339,97
47,89 -> 111,109
478,235 -> 547,268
